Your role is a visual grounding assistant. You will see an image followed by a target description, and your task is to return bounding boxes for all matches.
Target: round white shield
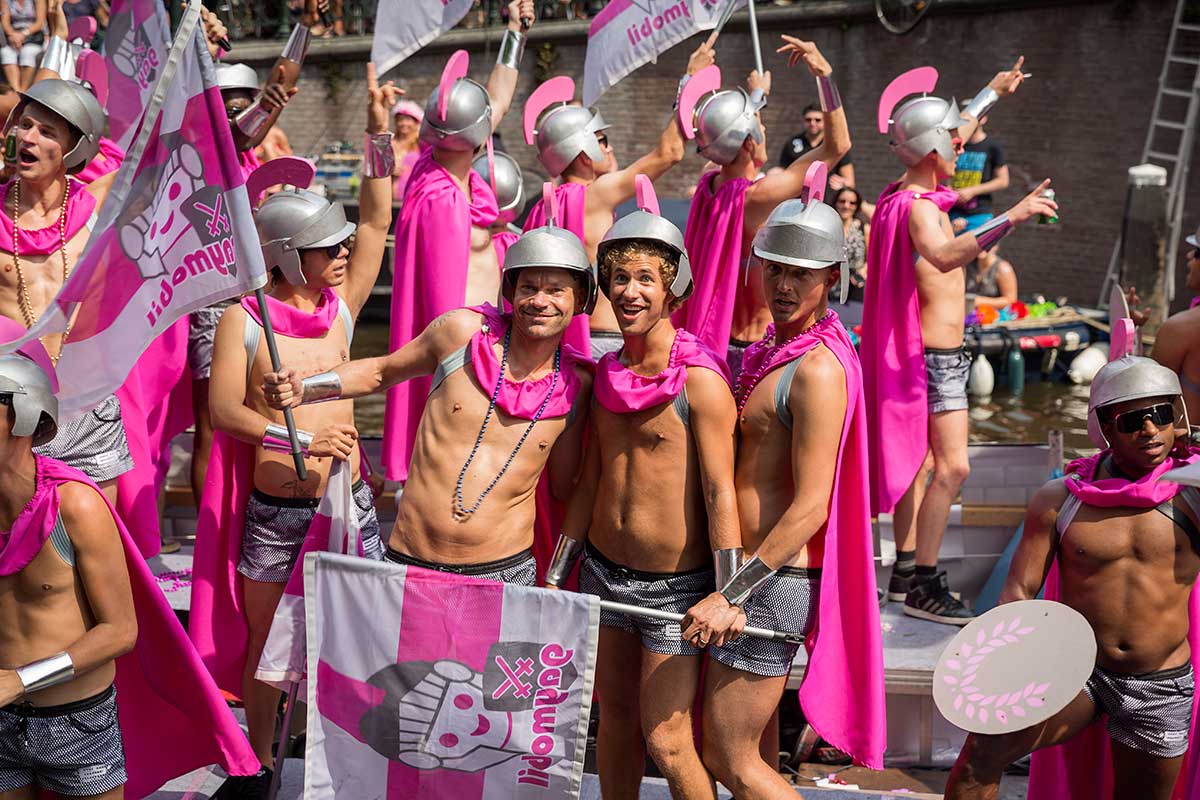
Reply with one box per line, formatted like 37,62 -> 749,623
933,600 -> 1097,734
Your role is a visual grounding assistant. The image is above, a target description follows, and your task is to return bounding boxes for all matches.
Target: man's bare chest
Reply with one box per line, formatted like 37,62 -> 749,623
1063,506 -> 1195,566
0,541 -> 75,605
596,401 -> 687,453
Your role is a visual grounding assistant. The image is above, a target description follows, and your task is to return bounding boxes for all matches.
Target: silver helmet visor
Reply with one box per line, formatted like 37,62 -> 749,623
752,224 -> 845,269
285,202 -> 356,251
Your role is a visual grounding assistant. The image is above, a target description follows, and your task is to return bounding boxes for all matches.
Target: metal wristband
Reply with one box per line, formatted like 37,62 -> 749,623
719,555 -> 776,607
16,652 -> 74,694
545,534 -> 584,587
714,548 -> 743,591
263,423 -> 314,454
281,23 -> 311,63
301,371 -> 343,404
497,29 -> 525,70
673,73 -> 691,109
39,35 -> 69,75
815,74 -> 841,112
963,86 -> 1000,121
235,100 -> 272,139
973,213 -> 1014,252
362,132 -> 395,179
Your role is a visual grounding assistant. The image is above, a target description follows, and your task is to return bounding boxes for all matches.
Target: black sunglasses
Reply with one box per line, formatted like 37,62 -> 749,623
304,237 -> 353,260
1108,402 -> 1175,434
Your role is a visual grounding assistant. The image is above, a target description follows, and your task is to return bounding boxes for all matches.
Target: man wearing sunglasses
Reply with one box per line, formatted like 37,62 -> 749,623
863,59 -> 1057,625
947,355 -> 1200,799
1152,229 -> 1200,426
190,66 -> 398,799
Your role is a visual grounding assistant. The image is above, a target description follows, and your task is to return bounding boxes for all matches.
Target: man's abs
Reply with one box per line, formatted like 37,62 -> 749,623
915,257 -> 967,349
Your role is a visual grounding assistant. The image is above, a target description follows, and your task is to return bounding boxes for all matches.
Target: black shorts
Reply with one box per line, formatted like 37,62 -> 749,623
384,546 -> 538,586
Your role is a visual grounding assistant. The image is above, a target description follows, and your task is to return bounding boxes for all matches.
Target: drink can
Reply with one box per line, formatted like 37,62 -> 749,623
1038,188 -> 1059,225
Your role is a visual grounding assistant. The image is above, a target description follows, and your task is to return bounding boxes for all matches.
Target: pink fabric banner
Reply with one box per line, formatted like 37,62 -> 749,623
304,554 -> 600,798
102,0 -> 171,151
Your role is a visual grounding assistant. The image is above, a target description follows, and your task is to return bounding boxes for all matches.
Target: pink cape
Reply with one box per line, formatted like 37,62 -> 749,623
1028,450 -> 1200,799
736,312 -> 887,768
238,147 -> 261,182
671,170 -> 751,354
522,181 -> 594,356
3,457 -> 258,796
594,327 -> 730,413
189,293 -> 343,694
74,137 -> 125,185
382,147 -> 499,482
860,181 -> 959,516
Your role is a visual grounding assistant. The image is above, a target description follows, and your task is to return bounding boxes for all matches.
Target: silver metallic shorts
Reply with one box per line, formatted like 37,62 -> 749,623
1084,662 -> 1194,758
33,394 -> 134,483
924,346 -> 971,414
187,301 -> 235,381
711,567 -> 821,677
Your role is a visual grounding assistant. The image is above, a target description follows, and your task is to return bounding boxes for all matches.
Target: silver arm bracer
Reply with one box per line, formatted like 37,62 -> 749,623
816,74 -> 841,112
719,555 -> 776,607
973,213 -> 1013,252
714,548 -> 743,592
362,132 -> 395,179
16,652 -> 74,694
545,534 -> 584,587
300,371 -> 343,404
962,86 -> 1000,121
263,422 -> 314,454
497,29 -> 526,70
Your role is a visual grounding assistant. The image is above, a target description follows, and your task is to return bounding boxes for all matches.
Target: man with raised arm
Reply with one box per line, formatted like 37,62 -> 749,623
864,61 -> 1056,624
263,198 -> 593,586
947,356 -> 1200,800
682,176 -> 884,796
1152,227 -> 1200,424
520,36 -> 715,359
189,65 -> 397,798
544,181 -> 738,800
673,36 -> 849,376
383,0 -> 535,486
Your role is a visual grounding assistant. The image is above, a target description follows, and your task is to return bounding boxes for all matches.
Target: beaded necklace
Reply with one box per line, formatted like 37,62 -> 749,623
11,178 -> 73,364
734,310 -> 834,414
453,324 -> 562,520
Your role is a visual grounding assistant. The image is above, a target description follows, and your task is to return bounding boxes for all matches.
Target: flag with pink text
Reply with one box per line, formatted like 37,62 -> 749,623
582,0 -> 745,106
371,0 -> 474,77
2,4 -> 267,418
102,0 -> 171,151
304,553 -> 600,798
256,461 -> 366,691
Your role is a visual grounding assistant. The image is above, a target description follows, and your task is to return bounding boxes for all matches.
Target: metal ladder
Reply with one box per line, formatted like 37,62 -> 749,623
1099,0 -> 1200,306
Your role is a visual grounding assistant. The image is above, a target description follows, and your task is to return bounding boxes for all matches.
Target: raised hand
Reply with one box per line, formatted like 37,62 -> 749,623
309,423 -> 358,461
687,31 -> 717,76
777,35 -> 831,77
261,64 -> 299,112
262,367 -> 303,409
747,68 -> 771,96
507,0 -> 534,31
1004,178 -> 1056,225
366,61 -> 402,135
47,0 -> 67,41
987,55 -> 1026,98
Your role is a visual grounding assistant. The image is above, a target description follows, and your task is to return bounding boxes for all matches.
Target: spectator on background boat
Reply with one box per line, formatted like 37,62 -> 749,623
948,115 -> 1009,232
966,243 -> 1018,309
390,98 -> 421,200
1,0 -> 46,91
778,102 -> 854,192
60,0 -> 103,29
834,186 -> 869,301
1151,226 -> 1200,425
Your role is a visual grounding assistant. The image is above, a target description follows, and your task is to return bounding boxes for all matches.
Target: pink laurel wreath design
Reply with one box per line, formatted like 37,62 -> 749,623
940,616 -> 1047,726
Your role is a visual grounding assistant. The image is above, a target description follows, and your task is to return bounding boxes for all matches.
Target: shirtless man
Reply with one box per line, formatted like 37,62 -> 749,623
673,37 -> 849,375
546,189 -> 739,799
863,60 -> 1056,624
521,37 -> 714,359
382,0 -> 534,484
192,67 -> 396,797
682,191 -> 886,796
1152,227 -> 1200,423
0,351 -> 137,799
264,207 -> 594,584
946,355 -> 1200,799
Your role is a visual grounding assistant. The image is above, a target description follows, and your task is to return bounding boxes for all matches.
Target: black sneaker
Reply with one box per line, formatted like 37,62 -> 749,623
903,572 -> 975,626
887,569 -> 913,601
211,768 -> 272,800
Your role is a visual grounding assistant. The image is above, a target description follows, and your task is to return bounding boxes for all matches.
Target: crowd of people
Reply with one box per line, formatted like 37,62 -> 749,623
0,1 -> 1199,799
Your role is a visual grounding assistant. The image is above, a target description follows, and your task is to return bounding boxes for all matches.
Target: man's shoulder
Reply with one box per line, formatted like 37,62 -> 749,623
427,307 -> 484,352
791,343 -> 846,390
57,480 -> 115,533
1029,477 -> 1071,518
1160,306 -> 1200,339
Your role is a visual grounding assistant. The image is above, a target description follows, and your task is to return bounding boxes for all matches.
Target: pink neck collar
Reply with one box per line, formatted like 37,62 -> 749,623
1064,449 -> 1200,508
468,304 -> 582,420
0,178 -> 96,256
594,328 -> 730,414
241,288 -> 340,338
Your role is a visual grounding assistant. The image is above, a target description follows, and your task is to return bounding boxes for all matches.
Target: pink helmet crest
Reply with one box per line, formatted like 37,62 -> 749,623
635,174 -> 660,215
678,65 -> 721,140
1109,318 -> 1136,362
542,181 -> 559,227
437,50 -> 469,121
801,161 -> 827,205
877,66 -> 939,134
246,156 -> 315,206
74,50 -> 108,107
68,15 -> 97,43
523,76 -> 575,146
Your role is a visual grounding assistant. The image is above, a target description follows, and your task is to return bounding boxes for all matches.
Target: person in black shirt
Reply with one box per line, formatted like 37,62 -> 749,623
779,103 -> 854,190
949,116 -> 1008,231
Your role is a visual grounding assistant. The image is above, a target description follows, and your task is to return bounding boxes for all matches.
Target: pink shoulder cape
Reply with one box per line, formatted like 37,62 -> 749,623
190,293 -> 344,694
1028,449 -> 1200,800
74,136 -> 125,185
671,170 -> 751,354
382,147 -> 499,482
594,328 -> 730,413
0,178 -> 96,256
735,311 -> 887,767
860,181 -> 958,516
4,457 -> 258,796
522,181 -> 593,356
238,147 -> 261,183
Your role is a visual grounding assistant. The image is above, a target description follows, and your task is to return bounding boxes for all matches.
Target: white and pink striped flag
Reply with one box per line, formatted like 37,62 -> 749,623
303,553 -> 600,798
256,461 -> 366,691
1,4 -> 267,418
102,0 -> 172,150
371,0 -> 474,77
581,0 -> 745,106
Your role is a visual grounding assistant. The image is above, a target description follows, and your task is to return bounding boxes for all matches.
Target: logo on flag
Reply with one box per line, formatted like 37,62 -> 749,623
103,0 -> 170,150
304,554 -> 599,798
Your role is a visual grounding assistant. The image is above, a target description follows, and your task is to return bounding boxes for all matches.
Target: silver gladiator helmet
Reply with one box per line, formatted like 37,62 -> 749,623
502,182 -> 597,314
420,50 -> 492,153
215,62 -> 259,93
7,78 -> 104,172
751,162 -> 849,303
877,67 -> 968,168
1087,355 -> 1187,447
471,141 -> 524,225
522,76 -> 608,178
678,66 -> 763,166
596,174 -> 692,301
0,314 -> 59,446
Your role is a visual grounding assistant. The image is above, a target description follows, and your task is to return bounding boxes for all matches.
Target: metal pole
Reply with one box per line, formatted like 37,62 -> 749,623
598,599 -> 802,644
265,681 -> 301,800
745,0 -> 764,76
254,287 -> 308,481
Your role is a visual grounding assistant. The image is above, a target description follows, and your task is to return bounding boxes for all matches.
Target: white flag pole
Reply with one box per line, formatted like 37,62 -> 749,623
599,600 -> 801,644
745,0 -> 764,76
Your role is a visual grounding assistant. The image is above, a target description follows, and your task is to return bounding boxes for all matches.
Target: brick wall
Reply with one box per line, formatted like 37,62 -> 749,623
240,0 -> 1191,306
